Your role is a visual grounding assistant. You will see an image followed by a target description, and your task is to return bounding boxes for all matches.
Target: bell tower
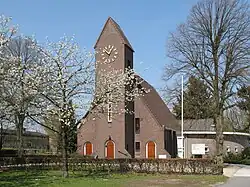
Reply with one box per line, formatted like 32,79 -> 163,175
94,17 -> 135,158
94,17 -> 134,79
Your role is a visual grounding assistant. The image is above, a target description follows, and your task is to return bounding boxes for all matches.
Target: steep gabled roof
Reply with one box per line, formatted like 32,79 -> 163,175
94,17 -> 134,52
137,76 -> 181,132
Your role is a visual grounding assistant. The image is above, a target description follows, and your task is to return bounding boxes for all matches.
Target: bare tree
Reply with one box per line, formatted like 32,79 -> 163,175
164,0 -> 250,168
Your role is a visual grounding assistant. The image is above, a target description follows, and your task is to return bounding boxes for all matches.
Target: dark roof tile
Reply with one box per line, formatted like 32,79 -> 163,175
136,75 -> 181,132
178,119 -> 215,131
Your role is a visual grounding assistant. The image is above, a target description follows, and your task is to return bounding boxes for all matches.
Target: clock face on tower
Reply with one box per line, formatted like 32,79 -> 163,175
100,45 -> 118,63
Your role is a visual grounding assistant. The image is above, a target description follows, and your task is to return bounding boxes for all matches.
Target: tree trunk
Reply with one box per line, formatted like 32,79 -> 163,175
16,114 -> 24,158
17,125 -> 23,157
215,113 -> 224,174
0,122 -> 3,151
62,127 -> 68,178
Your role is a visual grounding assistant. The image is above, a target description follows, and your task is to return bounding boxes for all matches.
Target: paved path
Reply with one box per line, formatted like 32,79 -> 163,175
217,164 -> 250,187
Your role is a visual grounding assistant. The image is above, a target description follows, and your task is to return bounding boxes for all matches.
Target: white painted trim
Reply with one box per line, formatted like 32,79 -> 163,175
107,93 -> 112,123
146,141 -> 157,159
105,140 -> 115,159
83,141 -> 93,155
183,131 -> 250,137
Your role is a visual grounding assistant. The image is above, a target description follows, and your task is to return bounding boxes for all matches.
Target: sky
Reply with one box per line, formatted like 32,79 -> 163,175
1,0 -> 201,91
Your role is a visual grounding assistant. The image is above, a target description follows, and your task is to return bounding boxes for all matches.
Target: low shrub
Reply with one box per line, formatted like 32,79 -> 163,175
242,147 -> 250,159
0,149 -> 18,157
240,158 -> 250,165
224,147 -> 250,165
0,157 -> 220,175
224,152 -> 242,164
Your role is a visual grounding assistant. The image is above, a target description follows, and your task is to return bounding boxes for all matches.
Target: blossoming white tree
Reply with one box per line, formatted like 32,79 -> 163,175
0,36 -> 48,157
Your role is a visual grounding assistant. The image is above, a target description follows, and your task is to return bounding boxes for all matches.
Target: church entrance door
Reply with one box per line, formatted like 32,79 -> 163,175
106,140 -> 115,159
147,141 -> 156,159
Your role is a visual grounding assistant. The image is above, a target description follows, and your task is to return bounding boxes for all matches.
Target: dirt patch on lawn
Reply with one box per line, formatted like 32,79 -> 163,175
125,178 -> 207,187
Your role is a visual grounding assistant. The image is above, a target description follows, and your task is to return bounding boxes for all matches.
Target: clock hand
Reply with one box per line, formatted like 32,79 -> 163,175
107,46 -> 114,55
103,49 -> 110,55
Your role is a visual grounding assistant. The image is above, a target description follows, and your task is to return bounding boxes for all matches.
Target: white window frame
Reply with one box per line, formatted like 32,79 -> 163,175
107,93 -> 112,123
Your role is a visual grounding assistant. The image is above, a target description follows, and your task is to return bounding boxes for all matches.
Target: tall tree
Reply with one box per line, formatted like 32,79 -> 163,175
164,0 -> 250,168
0,15 -> 17,152
173,76 -> 213,119
0,36 -> 47,157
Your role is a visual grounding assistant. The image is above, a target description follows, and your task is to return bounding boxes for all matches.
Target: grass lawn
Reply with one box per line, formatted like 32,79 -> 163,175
0,170 -> 228,187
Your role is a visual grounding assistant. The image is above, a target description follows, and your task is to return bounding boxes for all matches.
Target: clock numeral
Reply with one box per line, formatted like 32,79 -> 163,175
114,56 -> 117,59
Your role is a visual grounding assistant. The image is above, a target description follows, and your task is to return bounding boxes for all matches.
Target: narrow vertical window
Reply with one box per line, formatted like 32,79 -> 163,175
107,93 -> 112,122
135,118 -> 140,134
135,142 -> 140,152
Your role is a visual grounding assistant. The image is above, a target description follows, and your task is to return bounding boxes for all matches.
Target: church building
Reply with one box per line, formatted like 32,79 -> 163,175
77,17 -> 180,159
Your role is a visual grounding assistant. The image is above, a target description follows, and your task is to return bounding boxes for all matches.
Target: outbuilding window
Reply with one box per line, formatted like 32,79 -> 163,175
205,146 -> 209,153
235,146 -> 238,153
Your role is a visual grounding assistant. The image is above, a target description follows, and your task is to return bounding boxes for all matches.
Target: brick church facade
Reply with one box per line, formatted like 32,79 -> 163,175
77,17 -> 180,159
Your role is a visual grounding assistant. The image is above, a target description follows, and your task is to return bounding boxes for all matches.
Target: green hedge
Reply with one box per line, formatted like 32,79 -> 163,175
0,157 -> 222,175
224,147 -> 250,165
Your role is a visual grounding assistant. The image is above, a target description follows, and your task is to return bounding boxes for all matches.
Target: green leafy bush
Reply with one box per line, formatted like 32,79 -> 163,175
241,147 -> 250,159
240,158 -> 250,165
224,147 -> 250,165
224,152 -> 242,164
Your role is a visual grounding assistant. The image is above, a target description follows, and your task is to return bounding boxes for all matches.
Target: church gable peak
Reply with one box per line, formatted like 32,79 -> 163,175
94,17 -> 134,52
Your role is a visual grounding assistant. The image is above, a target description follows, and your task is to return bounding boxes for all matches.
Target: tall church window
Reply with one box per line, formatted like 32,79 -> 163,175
107,93 -> 112,122
135,118 -> 140,134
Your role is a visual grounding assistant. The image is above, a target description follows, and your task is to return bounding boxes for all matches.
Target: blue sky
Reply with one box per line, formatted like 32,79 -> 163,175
1,0 -> 200,91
